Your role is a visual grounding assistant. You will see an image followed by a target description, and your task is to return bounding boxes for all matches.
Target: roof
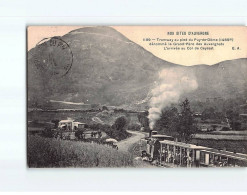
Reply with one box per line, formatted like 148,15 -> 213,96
200,148 -> 247,161
160,140 -> 204,149
152,134 -> 173,138
59,119 -> 74,123
73,122 -> 86,125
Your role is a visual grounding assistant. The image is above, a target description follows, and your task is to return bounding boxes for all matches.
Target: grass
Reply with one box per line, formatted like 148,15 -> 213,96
194,133 -> 247,140
190,138 -> 247,154
209,130 -> 247,135
28,110 -> 140,127
28,135 -> 134,168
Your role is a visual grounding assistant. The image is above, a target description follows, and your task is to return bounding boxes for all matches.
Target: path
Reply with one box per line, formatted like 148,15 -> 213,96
116,130 -> 160,168
116,130 -> 146,152
92,117 -> 104,124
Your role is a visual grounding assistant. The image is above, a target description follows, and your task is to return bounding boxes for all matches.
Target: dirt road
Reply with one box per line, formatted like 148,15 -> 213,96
116,131 -> 158,168
116,130 -> 146,152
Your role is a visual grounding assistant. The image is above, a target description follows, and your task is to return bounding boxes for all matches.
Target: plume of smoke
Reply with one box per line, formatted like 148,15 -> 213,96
148,68 -> 198,130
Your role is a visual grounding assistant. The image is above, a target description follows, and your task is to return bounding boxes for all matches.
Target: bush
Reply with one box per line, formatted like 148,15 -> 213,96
230,121 -> 242,130
221,127 -> 230,131
102,106 -> 109,111
88,123 -> 111,132
211,125 -> 217,131
128,123 -> 141,131
41,128 -> 54,138
87,117 -> 130,141
51,119 -> 59,128
28,135 -> 133,168
112,116 -> 128,131
75,129 -> 85,140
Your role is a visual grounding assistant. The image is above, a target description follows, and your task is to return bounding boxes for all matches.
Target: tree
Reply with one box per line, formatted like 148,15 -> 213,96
137,111 -> 150,132
154,98 -> 197,142
201,107 -> 216,120
51,119 -> 59,128
75,129 -> 85,140
226,109 -> 241,130
102,106 -> 109,111
105,116 -> 129,141
154,107 -> 179,137
112,116 -> 128,131
177,99 -> 197,142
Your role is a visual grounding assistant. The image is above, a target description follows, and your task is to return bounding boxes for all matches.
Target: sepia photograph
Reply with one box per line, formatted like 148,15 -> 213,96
27,26 -> 247,168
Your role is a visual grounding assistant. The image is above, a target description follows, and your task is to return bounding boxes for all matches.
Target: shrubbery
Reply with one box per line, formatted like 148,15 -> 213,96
128,123 -> 141,131
41,128 -> 54,138
87,116 -> 130,141
28,135 -> 133,168
221,127 -> 230,131
74,129 -> 85,140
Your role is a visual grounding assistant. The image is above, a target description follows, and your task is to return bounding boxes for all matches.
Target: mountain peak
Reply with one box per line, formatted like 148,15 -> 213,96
67,26 -> 131,42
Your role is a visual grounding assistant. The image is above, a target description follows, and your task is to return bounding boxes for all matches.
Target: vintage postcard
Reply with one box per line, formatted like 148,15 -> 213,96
27,26 -> 247,168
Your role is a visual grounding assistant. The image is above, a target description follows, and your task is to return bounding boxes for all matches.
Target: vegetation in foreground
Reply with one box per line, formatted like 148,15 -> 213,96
28,135 -> 133,168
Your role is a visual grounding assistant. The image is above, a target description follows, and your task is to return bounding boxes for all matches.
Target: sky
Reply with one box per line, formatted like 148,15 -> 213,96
28,26 -> 247,66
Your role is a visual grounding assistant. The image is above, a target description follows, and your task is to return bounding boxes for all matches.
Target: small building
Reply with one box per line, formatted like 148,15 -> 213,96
193,112 -> 202,118
73,122 -> 86,130
58,119 -> 86,131
240,114 -> 247,119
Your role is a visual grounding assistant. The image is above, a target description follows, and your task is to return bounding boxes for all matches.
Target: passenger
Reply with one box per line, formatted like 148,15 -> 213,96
210,157 -> 214,165
188,156 -> 192,167
174,154 -> 178,165
163,150 -> 167,163
168,151 -> 171,163
223,160 -> 228,167
195,160 -> 200,167
98,131 -> 102,138
214,156 -> 219,166
170,156 -> 174,164
176,154 -> 181,165
183,155 -> 187,167
165,150 -> 168,163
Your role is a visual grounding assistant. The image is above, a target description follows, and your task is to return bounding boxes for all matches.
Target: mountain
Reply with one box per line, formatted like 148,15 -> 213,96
188,59 -> 247,100
27,26 -> 247,109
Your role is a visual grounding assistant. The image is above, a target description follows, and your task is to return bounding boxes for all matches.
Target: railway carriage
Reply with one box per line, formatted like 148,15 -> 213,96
159,140 -> 247,167
198,147 -> 247,167
140,131 -> 247,167
160,140 -> 205,167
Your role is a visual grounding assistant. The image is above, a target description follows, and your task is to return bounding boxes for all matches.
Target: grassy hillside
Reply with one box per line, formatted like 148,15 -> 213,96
28,135 -> 133,168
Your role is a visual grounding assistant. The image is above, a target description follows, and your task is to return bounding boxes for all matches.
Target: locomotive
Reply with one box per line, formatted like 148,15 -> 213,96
140,131 -> 174,161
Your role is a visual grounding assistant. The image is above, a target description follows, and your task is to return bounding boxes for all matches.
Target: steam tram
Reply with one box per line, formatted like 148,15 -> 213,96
141,131 -> 247,168
140,131 -> 174,161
